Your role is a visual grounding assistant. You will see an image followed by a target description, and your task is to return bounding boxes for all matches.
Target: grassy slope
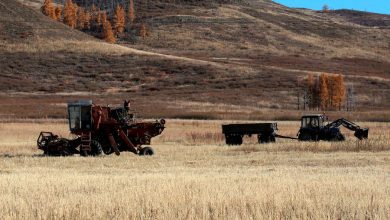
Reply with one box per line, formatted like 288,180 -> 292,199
0,0 -> 389,119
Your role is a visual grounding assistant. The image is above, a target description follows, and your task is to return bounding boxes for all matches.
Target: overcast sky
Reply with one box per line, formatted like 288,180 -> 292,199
273,0 -> 390,15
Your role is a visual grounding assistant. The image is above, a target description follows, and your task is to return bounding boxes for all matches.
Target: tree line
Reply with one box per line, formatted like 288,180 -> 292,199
300,73 -> 347,111
41,0 -> 148,43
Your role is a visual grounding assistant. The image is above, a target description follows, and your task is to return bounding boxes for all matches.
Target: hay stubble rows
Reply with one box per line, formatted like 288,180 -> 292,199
0,120 -> 389,219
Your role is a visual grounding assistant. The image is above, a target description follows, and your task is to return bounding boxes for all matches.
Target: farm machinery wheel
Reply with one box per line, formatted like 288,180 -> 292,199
298,132 -> 312,141
225,135 -> 242,145
139,146 -> 154,156
331,133 -> 345,142
258,134 -> 275,144
80,140 -> 103,157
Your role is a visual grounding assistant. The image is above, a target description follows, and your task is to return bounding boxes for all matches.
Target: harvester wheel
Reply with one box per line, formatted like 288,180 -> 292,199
102,146 -> 114,155
140,146 -> 154,156
80,140 -> 103,157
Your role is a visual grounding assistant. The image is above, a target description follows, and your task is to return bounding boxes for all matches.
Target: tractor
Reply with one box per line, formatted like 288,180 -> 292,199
297,114 -> 368,141
37,100 -> 165,156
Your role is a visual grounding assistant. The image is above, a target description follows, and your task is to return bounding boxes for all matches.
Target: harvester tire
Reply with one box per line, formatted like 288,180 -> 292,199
140,147 -> 154,156
81,140 -> 103,157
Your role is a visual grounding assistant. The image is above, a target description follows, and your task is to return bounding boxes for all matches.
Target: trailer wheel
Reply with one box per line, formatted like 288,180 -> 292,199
140,146 -> 154,156
270,135 -> 276,142
258,134 -> 271,144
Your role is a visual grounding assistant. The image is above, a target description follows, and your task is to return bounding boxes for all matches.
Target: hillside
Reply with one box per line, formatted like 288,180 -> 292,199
0,0 -> 389,120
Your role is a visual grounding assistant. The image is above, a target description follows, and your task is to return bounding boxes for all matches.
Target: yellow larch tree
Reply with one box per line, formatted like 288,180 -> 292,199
127,0 -> 135,24
319,73 -> 329,110
102,20 -> 116,43
114,5 -> 126,34
41,0 -> 56,19
54,6 -> 62,21
63,0 -> 77,28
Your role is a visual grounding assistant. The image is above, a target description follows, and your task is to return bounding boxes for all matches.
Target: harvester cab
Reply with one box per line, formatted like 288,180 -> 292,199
68,100 -> 93,132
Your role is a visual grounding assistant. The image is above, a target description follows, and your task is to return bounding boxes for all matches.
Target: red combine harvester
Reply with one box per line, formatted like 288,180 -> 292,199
37,100 -> 165,156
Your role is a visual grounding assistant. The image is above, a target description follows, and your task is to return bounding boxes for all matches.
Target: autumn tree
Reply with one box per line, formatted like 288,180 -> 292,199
77,7 -> 86,30
102,20 -> 116,43
63,0 -> 77,28
41,0 -> 55,19
54,6 -> 62,21
139,23 -> 148,38
319,73 -> 329,110
332,74 -> 346,110
96,11 -> 102,28
101,12 -> 108,25
306,73 -> 315,109
114,5 -> 126,34
322,4 -> 329,12
90,4 -> 98,30
84,10 -> 91,30
128,0 -> 135,24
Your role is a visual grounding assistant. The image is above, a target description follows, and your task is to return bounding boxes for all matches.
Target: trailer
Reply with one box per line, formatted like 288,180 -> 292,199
222,123 -> 278,145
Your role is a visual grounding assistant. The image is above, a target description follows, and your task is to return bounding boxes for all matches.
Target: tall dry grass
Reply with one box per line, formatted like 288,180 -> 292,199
0,120 -> 389,219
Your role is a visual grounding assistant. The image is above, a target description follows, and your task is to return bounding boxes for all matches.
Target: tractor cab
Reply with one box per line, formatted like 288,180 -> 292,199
300,114 -> 325,129
67,100 -> 93,132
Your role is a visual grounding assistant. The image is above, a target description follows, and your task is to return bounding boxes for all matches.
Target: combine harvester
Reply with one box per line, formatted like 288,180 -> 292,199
222,114 -> 368,145
37,100 -> 165,156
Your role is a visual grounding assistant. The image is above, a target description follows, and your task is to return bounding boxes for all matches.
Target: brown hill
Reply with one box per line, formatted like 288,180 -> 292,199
0,0 -> 389,120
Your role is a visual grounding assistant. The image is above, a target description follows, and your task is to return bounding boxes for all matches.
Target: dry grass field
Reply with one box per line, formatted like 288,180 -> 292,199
0,120 -> 389,219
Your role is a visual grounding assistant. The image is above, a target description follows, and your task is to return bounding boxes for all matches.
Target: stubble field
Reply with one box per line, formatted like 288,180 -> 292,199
0,120 -> 389,219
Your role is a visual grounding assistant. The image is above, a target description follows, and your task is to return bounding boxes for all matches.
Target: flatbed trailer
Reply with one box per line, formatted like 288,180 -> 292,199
222,123 -> 278,145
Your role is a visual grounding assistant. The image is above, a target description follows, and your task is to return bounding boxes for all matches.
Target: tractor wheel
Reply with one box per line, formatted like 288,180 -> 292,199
140,146 -> 154,156
332,133 -> 345,142
299,132 -> 312,141
80,140 -> 103,157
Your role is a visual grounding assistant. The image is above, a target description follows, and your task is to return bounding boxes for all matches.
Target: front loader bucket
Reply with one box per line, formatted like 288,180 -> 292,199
354,128 -> 369,140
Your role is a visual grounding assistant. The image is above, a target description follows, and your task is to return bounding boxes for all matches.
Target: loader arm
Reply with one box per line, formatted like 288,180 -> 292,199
325,118 -> 369,140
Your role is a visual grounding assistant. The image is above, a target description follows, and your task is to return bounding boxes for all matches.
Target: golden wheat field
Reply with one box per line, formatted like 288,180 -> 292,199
0,120 -> 389,219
